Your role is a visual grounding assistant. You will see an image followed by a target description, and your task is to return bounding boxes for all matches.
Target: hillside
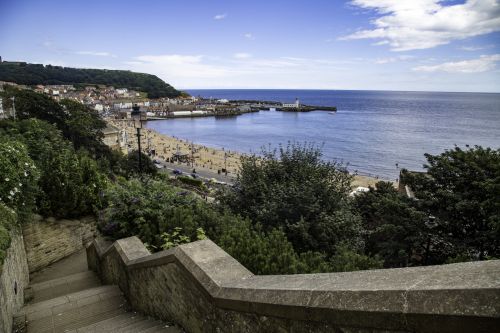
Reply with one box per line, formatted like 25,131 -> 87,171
0,61 -> 181,98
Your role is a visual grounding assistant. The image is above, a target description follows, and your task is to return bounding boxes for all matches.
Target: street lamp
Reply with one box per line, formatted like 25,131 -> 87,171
131,104 -> 143,173
424,215 -> 437,265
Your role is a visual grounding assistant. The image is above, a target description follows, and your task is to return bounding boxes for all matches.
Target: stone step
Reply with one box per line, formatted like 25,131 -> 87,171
75,312 -> 181,332
26,270 -> 101,303
17,285 -> 129,333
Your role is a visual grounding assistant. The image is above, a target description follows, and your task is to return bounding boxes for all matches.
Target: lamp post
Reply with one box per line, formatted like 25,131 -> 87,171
131,105 -> 143,173
424,215 -> 437,265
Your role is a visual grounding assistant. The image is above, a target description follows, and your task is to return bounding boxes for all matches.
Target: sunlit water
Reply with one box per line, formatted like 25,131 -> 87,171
145,90 -> 500,180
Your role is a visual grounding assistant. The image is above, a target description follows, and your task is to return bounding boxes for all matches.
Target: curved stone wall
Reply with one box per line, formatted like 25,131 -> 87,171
87,237 -> 500,333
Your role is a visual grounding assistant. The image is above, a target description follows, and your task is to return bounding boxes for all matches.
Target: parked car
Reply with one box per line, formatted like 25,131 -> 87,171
173,169 -> 183,175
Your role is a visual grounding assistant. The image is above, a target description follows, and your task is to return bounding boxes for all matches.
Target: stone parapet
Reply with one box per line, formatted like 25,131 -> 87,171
87,237 -> 500,333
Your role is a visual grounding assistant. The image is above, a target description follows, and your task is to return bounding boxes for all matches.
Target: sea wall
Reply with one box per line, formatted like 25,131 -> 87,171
87,237 -> 500,333
23,215 -> 97,273
0,229 -> 29,333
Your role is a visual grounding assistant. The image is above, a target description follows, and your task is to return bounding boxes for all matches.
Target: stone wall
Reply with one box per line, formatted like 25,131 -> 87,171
23,215 -> 97,273
0,229 -> 29,333
87,237 -> 500,333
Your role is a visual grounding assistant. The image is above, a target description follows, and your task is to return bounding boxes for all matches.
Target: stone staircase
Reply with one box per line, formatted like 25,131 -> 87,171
14,250 -> 181,333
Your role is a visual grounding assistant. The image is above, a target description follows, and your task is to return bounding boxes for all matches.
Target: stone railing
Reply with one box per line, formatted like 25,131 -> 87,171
87,237 -> 500,333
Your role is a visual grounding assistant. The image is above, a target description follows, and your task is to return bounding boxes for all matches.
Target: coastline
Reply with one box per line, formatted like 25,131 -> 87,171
108,119 -> 391,188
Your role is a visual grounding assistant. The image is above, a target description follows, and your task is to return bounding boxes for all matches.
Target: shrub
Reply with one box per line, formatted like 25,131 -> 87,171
0,140 -> 39,217
218,142 -> 361,256
0,203 -> 17,263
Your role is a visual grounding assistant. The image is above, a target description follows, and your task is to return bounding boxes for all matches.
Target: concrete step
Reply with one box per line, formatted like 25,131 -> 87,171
26,270 -> 101,303
17,285 -> 129,333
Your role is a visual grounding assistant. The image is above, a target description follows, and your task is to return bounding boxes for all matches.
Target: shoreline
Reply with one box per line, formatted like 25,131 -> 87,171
108,119 -> 393,188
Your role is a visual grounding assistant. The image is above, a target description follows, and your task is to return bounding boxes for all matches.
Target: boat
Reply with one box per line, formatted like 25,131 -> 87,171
328,111 -> 336,114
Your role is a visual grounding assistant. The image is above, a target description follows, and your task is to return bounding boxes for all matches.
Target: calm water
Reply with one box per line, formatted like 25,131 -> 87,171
146,90 -> 500,180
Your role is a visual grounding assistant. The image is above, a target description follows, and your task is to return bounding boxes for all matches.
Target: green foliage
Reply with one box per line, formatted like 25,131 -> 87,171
101,178 -> 201,247
0,139 -> 39,217
329,245 -> 383,272
355,181 -> 429,267
160,227 -> 206,250
0,119 -> 107,218
403,146 -> 500,261
120,150 -> 158,177
2,86 -> 66,127
177,176 -> 204,188
219,142 -> 361,255
0,62 -> 181,98
1,87 -> 116,164
59,99 -> 107,154
101,178 -> 346,274
0,203 -> 17,263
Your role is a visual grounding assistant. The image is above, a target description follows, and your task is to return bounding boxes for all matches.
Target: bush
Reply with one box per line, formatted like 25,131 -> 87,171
101,177 -> 341,274
218,142 -> 361,256
177,176 -> 204,188
0,139 -> 39,217
0,119 -> 107,218
120,150 -> 158,177
0,203 -> 17,263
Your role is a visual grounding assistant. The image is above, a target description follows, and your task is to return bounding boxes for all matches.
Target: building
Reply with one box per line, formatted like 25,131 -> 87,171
282,98 -> 300,108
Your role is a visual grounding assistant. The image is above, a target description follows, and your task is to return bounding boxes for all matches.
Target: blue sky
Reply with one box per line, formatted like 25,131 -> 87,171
1,0 -> 499,92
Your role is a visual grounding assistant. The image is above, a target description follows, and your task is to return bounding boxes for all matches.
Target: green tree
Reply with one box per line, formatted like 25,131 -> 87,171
219,142 -> 361,255
355,182 -> 429,267
120,150 -> 158,177
403,146 -> 500,261
59,99 -> 107,154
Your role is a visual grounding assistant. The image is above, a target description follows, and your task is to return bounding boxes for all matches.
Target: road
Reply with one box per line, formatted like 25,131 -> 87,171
155,159 -> 236,184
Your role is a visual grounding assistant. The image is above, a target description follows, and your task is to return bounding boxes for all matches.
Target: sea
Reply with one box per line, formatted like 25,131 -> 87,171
145,89 -> 500,180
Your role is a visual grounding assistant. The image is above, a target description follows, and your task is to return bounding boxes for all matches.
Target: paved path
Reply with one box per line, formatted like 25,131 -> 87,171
15,251 -> 181,332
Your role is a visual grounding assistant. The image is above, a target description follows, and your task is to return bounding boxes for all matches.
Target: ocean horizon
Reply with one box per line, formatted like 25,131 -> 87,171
145,89 -> 500,180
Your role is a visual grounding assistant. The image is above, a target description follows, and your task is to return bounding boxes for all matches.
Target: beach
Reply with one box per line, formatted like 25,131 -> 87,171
109,119 -> 388,188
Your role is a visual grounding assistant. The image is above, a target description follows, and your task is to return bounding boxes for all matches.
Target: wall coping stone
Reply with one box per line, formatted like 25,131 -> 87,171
88,236 -> 500,332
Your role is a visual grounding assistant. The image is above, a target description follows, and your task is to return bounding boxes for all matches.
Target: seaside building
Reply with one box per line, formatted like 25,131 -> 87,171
282,98 -> 300,108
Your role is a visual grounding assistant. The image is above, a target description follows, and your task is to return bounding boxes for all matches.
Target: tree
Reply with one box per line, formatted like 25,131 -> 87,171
219,142 -> 361,256
120,150 -> 158,177
0,62 -> 181,98
402,146 -> 500,261
355,181 -> 430,267
59,99 -> 107,154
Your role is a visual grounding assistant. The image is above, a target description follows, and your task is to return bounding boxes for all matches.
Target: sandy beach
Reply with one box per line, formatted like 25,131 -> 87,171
108,119 -> 390,188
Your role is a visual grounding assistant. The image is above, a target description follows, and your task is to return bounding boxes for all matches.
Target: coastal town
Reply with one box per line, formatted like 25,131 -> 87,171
0,80 -> 378,190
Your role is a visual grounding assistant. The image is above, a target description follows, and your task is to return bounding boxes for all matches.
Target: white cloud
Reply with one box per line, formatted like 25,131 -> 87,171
233,53 -> 252,59
412,54 -> 500,73
460,44 -> 494,51
122,54 -> 354,88
213,13 -> 227,20
243,33 -> 255,40
342,0 -> 500,51
76,51 -> 117,58
374,55 -> 414,64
